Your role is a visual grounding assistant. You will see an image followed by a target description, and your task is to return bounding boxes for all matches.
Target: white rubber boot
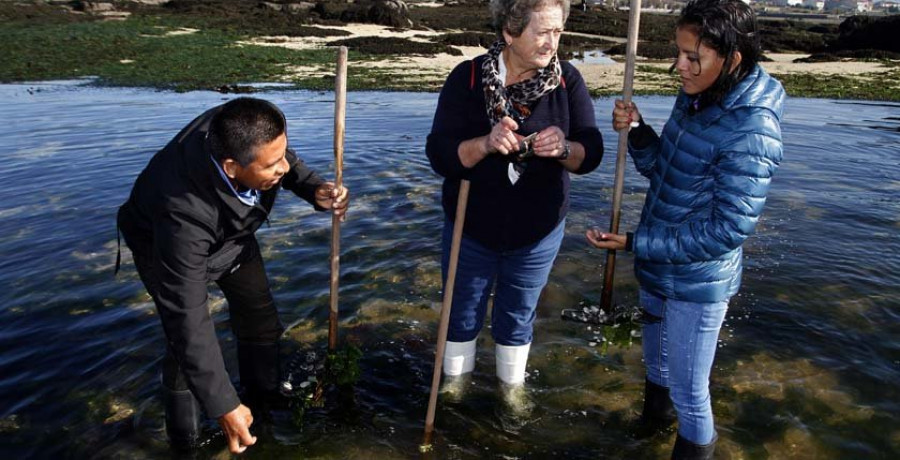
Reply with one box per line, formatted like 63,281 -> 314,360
443,339 -> 477,376
441,339 -> 476,401
495,343 -> 531,385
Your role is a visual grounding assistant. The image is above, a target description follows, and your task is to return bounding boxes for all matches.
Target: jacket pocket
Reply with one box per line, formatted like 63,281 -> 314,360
207,239 -> 251,280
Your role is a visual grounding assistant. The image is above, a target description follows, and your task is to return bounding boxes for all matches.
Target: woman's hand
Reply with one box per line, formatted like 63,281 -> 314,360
532,125 -> 568,159
586,228 -> 627,251
612,99 -> 642,131
483,116 -> 522,155
315,182 -> 350,221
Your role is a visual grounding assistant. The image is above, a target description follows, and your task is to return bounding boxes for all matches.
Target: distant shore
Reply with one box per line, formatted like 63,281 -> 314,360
1,1 -> 898,100
247,22 -> 900,98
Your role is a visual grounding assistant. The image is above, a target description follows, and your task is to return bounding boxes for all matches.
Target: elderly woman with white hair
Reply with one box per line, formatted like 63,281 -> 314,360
426,0 -> 603,401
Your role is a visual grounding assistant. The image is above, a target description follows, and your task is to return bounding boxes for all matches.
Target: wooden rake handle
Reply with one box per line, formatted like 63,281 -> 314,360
422,179 -> 471,450
329,46 -> 348,351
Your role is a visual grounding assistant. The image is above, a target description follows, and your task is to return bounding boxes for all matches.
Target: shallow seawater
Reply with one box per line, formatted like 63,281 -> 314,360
0,81 -> 898,459
567,49 -> 617,65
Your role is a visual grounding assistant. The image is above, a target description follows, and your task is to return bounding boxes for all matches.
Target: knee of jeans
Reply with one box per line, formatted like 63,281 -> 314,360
669,382 -> 712,412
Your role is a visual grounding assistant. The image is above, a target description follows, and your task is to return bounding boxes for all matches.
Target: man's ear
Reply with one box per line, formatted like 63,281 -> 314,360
729,51 -> 743,73
222,158 -> 239,179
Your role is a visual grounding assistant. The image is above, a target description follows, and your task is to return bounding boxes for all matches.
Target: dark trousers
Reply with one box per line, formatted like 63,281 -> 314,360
132,237 -> 284,393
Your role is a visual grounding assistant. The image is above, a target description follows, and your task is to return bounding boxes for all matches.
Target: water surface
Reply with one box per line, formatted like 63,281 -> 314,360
0,81 -> 898,459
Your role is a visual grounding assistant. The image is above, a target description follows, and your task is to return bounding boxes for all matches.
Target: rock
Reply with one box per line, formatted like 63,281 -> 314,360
834,15 -> 900,53
76,2 -> 115,13
368,0 -> 412,28
285,2 -> 316,13
260,1 -> 283,11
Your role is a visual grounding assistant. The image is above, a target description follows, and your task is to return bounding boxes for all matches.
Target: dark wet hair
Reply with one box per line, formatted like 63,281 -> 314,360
490,0 -> 570,39
675,0 -> 761,106
208,97 -> 286,166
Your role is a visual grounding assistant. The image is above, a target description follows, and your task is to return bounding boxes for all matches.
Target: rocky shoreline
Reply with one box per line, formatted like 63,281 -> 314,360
2,1 -> 898,100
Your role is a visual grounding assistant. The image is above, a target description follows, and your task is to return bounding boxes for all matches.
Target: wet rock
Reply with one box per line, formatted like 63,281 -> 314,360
434,31 -> 495,48
833,15 -> 900,53
794,49 -> 900,63
327,36 -> 461,56
260,1 -> 283,10
214,84 -> 257,94
260,1 -> 315,12
606,41 -> 674,60
75,1 -> 115,13
285,2 -> 316,13
368,0 -> 412,28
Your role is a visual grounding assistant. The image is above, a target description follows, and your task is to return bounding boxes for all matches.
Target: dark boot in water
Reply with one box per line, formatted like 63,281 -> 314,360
671,433 -> 717,460
636,378 -> 677,436
238,341 -> 285,416
162,385 -> 201,451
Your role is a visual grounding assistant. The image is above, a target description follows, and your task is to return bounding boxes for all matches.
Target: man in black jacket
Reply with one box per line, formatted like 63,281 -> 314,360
117,98 -> 349,454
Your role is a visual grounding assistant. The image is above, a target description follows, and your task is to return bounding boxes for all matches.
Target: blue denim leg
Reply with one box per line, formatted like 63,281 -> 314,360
492,219 -> 565,346
441,220 -> 499,343
441,219 -> 564,345
665,296 -> 728,445
640,289 -> 669,388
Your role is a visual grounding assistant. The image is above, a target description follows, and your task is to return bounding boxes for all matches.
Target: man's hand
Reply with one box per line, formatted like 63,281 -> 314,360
315,182 -> 350,221
218,404 -> 256,454
586,228 -> 627,251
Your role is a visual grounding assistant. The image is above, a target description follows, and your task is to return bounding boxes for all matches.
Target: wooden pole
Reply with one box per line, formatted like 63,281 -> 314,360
329,46 -> 348,351
600,0 -> 642,313
422,179 -> 471,450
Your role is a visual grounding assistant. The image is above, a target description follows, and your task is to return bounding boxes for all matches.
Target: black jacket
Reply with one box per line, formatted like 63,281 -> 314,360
118,105 -> 324,418
426,56 -> 603,251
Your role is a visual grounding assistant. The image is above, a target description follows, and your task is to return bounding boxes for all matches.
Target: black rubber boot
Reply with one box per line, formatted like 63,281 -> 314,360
237,341 -> 282,414
672,433 -> 717,460
162,386 -> 201,451
640,378 -> 677,430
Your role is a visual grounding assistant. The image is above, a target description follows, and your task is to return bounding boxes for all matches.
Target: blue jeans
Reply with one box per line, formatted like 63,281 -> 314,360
441,218 -> 565,346
640,289 -> 728,445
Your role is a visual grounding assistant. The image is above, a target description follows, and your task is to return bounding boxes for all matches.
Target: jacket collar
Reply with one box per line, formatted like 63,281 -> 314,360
195,131 -> 265,221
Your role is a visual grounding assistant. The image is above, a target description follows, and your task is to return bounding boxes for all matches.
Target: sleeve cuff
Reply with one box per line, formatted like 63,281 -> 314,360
625,232 -> 634,252
628,118 -> 657,151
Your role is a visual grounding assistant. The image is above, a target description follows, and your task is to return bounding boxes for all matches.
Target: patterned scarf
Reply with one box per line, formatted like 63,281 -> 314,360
482,40 -> 562,127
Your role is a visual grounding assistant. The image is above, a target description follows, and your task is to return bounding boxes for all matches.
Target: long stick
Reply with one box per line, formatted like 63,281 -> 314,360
422,179 -> 471,450
329,46 -> 348,351
600,0 -> 642,312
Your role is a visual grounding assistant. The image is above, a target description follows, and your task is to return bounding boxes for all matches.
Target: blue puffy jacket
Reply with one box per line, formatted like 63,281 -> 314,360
629,65 -> 784,302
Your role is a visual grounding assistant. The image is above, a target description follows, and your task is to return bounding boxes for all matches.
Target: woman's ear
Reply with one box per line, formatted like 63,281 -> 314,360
729,51 -> 743,73
502,29 -> 513,46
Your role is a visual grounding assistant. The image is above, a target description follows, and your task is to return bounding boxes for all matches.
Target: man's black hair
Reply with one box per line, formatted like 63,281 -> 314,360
208,98 -> 287,166
675,0 -> 761,107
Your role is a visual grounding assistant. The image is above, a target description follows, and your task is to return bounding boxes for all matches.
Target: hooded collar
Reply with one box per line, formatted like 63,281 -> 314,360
676,65 -> 785,127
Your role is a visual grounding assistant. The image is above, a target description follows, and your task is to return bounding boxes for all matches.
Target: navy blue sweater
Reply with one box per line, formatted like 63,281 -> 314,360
426,55 -> 603,250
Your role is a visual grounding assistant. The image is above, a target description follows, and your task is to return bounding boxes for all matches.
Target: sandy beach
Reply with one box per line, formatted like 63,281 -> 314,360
244,22 -> 899,93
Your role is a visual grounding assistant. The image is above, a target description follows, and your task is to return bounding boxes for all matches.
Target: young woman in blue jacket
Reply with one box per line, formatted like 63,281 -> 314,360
587,0 -> 784,458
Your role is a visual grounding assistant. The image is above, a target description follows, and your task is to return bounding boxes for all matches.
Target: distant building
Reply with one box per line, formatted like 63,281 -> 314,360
803,0 -> 825,9
875,0 -> 900,11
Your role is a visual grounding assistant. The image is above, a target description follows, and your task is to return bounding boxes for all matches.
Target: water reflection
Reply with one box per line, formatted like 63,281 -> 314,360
0,83 -> 898,458
568,49 -> 617,65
